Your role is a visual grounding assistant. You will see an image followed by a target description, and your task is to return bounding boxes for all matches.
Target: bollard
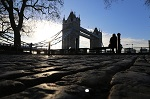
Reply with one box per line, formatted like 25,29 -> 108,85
48,42 -> 51,55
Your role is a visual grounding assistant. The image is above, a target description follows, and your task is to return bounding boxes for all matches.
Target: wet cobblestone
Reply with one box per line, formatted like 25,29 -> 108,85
0,55 -> 149,99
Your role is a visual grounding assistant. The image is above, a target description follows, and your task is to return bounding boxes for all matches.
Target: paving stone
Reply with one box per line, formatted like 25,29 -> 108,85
0,80 -> 25,97
0,70 -> 32,80
16,71 -> 68,87
101,58 -> 136,75
111,71 -> 150,86
59,69 -> 109,87
133,62 -> 150,67
109,58 -> 150,99
1,83 -> 58,99
56,69 -> 113,99
0,55 -> 150,99
133,57 -> 150,67
128,66 -> 150,74
109,84 -> 150,99
1,83 -> 90,99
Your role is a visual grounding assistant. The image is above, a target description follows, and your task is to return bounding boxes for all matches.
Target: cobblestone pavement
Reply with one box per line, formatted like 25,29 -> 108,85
0,55 -> 150,99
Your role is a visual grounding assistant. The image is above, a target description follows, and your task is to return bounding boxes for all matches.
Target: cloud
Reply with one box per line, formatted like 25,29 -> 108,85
102,32 -> 112,47
121,38 -> 148,47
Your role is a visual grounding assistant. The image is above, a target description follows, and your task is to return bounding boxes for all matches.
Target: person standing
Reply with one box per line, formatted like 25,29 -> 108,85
109,34 -> 117,53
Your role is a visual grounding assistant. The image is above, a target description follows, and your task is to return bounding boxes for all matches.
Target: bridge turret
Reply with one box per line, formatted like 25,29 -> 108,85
63,11 -> 80,29
62,11 -> 80,49
90,27 -> 102,48
93,28 -> 102,36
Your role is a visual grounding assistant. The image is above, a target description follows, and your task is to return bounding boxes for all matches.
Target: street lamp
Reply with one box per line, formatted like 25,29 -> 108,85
132,44 -> 133,49
125,44 -> 134,53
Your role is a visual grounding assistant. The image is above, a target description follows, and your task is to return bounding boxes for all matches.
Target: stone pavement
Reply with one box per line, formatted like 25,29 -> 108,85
0,55 -> 149,99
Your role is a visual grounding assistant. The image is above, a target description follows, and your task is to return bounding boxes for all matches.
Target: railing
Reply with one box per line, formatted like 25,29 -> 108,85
123,47 -> 150,54
0,30 -> 150,55
0,28 -> 70,54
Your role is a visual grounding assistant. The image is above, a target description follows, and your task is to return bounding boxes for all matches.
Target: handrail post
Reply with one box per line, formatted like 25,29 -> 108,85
140,47 -> 142,53
149,40 -> 150,53
30,43 -> 32,54
48,42 -> 51,55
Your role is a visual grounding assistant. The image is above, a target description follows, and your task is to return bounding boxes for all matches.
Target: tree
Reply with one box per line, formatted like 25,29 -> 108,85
0,0 -> 64,49
104,0 -> 150,8
145,0 -> 150,6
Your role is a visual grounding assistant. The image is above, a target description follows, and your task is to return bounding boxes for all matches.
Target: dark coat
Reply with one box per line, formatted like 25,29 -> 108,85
109,34 -> 117,48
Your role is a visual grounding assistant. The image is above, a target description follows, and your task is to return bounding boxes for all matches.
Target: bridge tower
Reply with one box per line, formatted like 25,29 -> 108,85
62,11 -> 80,49
90,28 -> 102,48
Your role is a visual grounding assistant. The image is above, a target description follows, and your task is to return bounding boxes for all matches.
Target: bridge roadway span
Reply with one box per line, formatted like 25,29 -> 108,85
0,55 -> 150,99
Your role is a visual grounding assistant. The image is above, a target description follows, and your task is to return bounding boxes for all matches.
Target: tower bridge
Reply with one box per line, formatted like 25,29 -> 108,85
62,11 -> 102,49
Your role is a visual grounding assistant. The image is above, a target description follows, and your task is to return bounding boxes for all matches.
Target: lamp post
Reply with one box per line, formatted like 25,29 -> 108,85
117,33 -> 121,54
126,44 -> 133,53
126,44 -> 133,48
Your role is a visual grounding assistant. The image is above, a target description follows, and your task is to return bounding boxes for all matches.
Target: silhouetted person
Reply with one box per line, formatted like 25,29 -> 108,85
109,34 -> 117,53
120,44 -> 123,53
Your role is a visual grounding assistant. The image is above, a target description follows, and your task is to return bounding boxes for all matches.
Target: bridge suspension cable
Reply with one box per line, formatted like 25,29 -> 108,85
32,28 -> 73,48
0,27 -> 74,50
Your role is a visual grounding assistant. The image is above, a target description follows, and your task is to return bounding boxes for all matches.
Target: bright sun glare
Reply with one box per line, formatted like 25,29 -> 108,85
34,21 -> 62,42
23,20 -> 62,49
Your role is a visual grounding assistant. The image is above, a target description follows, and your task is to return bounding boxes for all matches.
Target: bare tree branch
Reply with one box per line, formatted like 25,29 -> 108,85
104,0 -> 150,8
145,0 -> 150,6
0,0 -> 64,48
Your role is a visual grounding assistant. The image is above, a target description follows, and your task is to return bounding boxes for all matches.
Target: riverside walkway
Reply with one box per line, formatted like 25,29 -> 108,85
0,55 -> 150,99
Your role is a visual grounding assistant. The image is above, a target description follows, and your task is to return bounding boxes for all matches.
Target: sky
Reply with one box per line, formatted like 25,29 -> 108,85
62,0 -> 150,39
22,0 -> 150,49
